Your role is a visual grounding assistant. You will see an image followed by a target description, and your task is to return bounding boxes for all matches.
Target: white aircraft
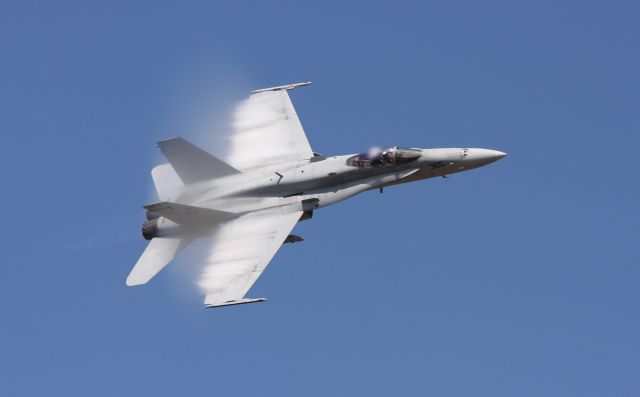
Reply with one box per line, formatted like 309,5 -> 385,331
127,82 -> 506,308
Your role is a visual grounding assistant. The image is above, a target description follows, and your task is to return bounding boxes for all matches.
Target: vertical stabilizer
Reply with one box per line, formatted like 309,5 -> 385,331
151,163 -> 183,202
157,138 -> 240,184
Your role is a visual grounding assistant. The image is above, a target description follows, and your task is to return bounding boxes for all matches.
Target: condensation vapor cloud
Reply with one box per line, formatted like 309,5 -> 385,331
145,62 -> 255,302
146,61 -> 252,201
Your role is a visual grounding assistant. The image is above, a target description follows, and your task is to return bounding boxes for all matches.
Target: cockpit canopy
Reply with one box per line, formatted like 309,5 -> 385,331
348,146 -> 422,168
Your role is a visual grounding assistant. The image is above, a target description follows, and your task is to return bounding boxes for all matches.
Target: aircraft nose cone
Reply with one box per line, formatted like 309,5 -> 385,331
476,148 -> 506,161
463,148 -> 507,166
492,150 -> 507,160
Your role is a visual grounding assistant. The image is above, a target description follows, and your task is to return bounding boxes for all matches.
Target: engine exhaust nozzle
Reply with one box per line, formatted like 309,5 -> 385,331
141,219 -> 158,240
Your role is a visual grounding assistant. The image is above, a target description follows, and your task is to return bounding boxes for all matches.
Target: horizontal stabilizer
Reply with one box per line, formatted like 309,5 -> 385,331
144,202 -> 238,225
126,237 -> 190,286
157,137 -> 240,184
205,298 -> 267,308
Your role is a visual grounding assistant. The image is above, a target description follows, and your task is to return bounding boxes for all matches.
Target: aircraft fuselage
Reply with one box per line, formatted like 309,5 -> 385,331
181,147 -> 505,215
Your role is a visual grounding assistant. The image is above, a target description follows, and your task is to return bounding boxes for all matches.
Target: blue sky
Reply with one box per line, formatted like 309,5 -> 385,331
1,1 -> 638,396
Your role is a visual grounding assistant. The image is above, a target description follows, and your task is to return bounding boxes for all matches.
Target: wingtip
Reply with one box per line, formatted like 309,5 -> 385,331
204,298 -> 267,308
156,137 -> 184,148
251,82 -> 312,94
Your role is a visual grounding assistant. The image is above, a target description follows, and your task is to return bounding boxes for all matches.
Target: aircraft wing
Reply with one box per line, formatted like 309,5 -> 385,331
199,207 -> 303,307
226,82 -> 314,171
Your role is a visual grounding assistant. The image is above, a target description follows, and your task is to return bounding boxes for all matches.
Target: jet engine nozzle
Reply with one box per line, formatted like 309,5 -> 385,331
142,219 -> 158,240
141,217 -> 182,240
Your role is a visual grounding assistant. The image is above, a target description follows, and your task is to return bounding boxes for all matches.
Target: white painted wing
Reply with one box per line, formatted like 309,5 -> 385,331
199,208 -> 303,307
226,88 -> 313,171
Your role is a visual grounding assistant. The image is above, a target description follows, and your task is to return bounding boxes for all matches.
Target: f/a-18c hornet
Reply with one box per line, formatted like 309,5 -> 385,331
127,82 -> 506,308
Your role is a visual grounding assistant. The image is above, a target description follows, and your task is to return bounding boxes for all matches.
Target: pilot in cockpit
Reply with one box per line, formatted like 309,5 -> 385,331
380,147 -> 396,165
349,146 -> 422,168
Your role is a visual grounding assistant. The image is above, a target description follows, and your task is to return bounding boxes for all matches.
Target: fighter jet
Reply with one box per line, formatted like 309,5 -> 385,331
127,82 -> 506,308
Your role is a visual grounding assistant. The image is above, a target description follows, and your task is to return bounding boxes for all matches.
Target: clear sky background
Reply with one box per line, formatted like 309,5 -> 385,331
1,1 -> 638,396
